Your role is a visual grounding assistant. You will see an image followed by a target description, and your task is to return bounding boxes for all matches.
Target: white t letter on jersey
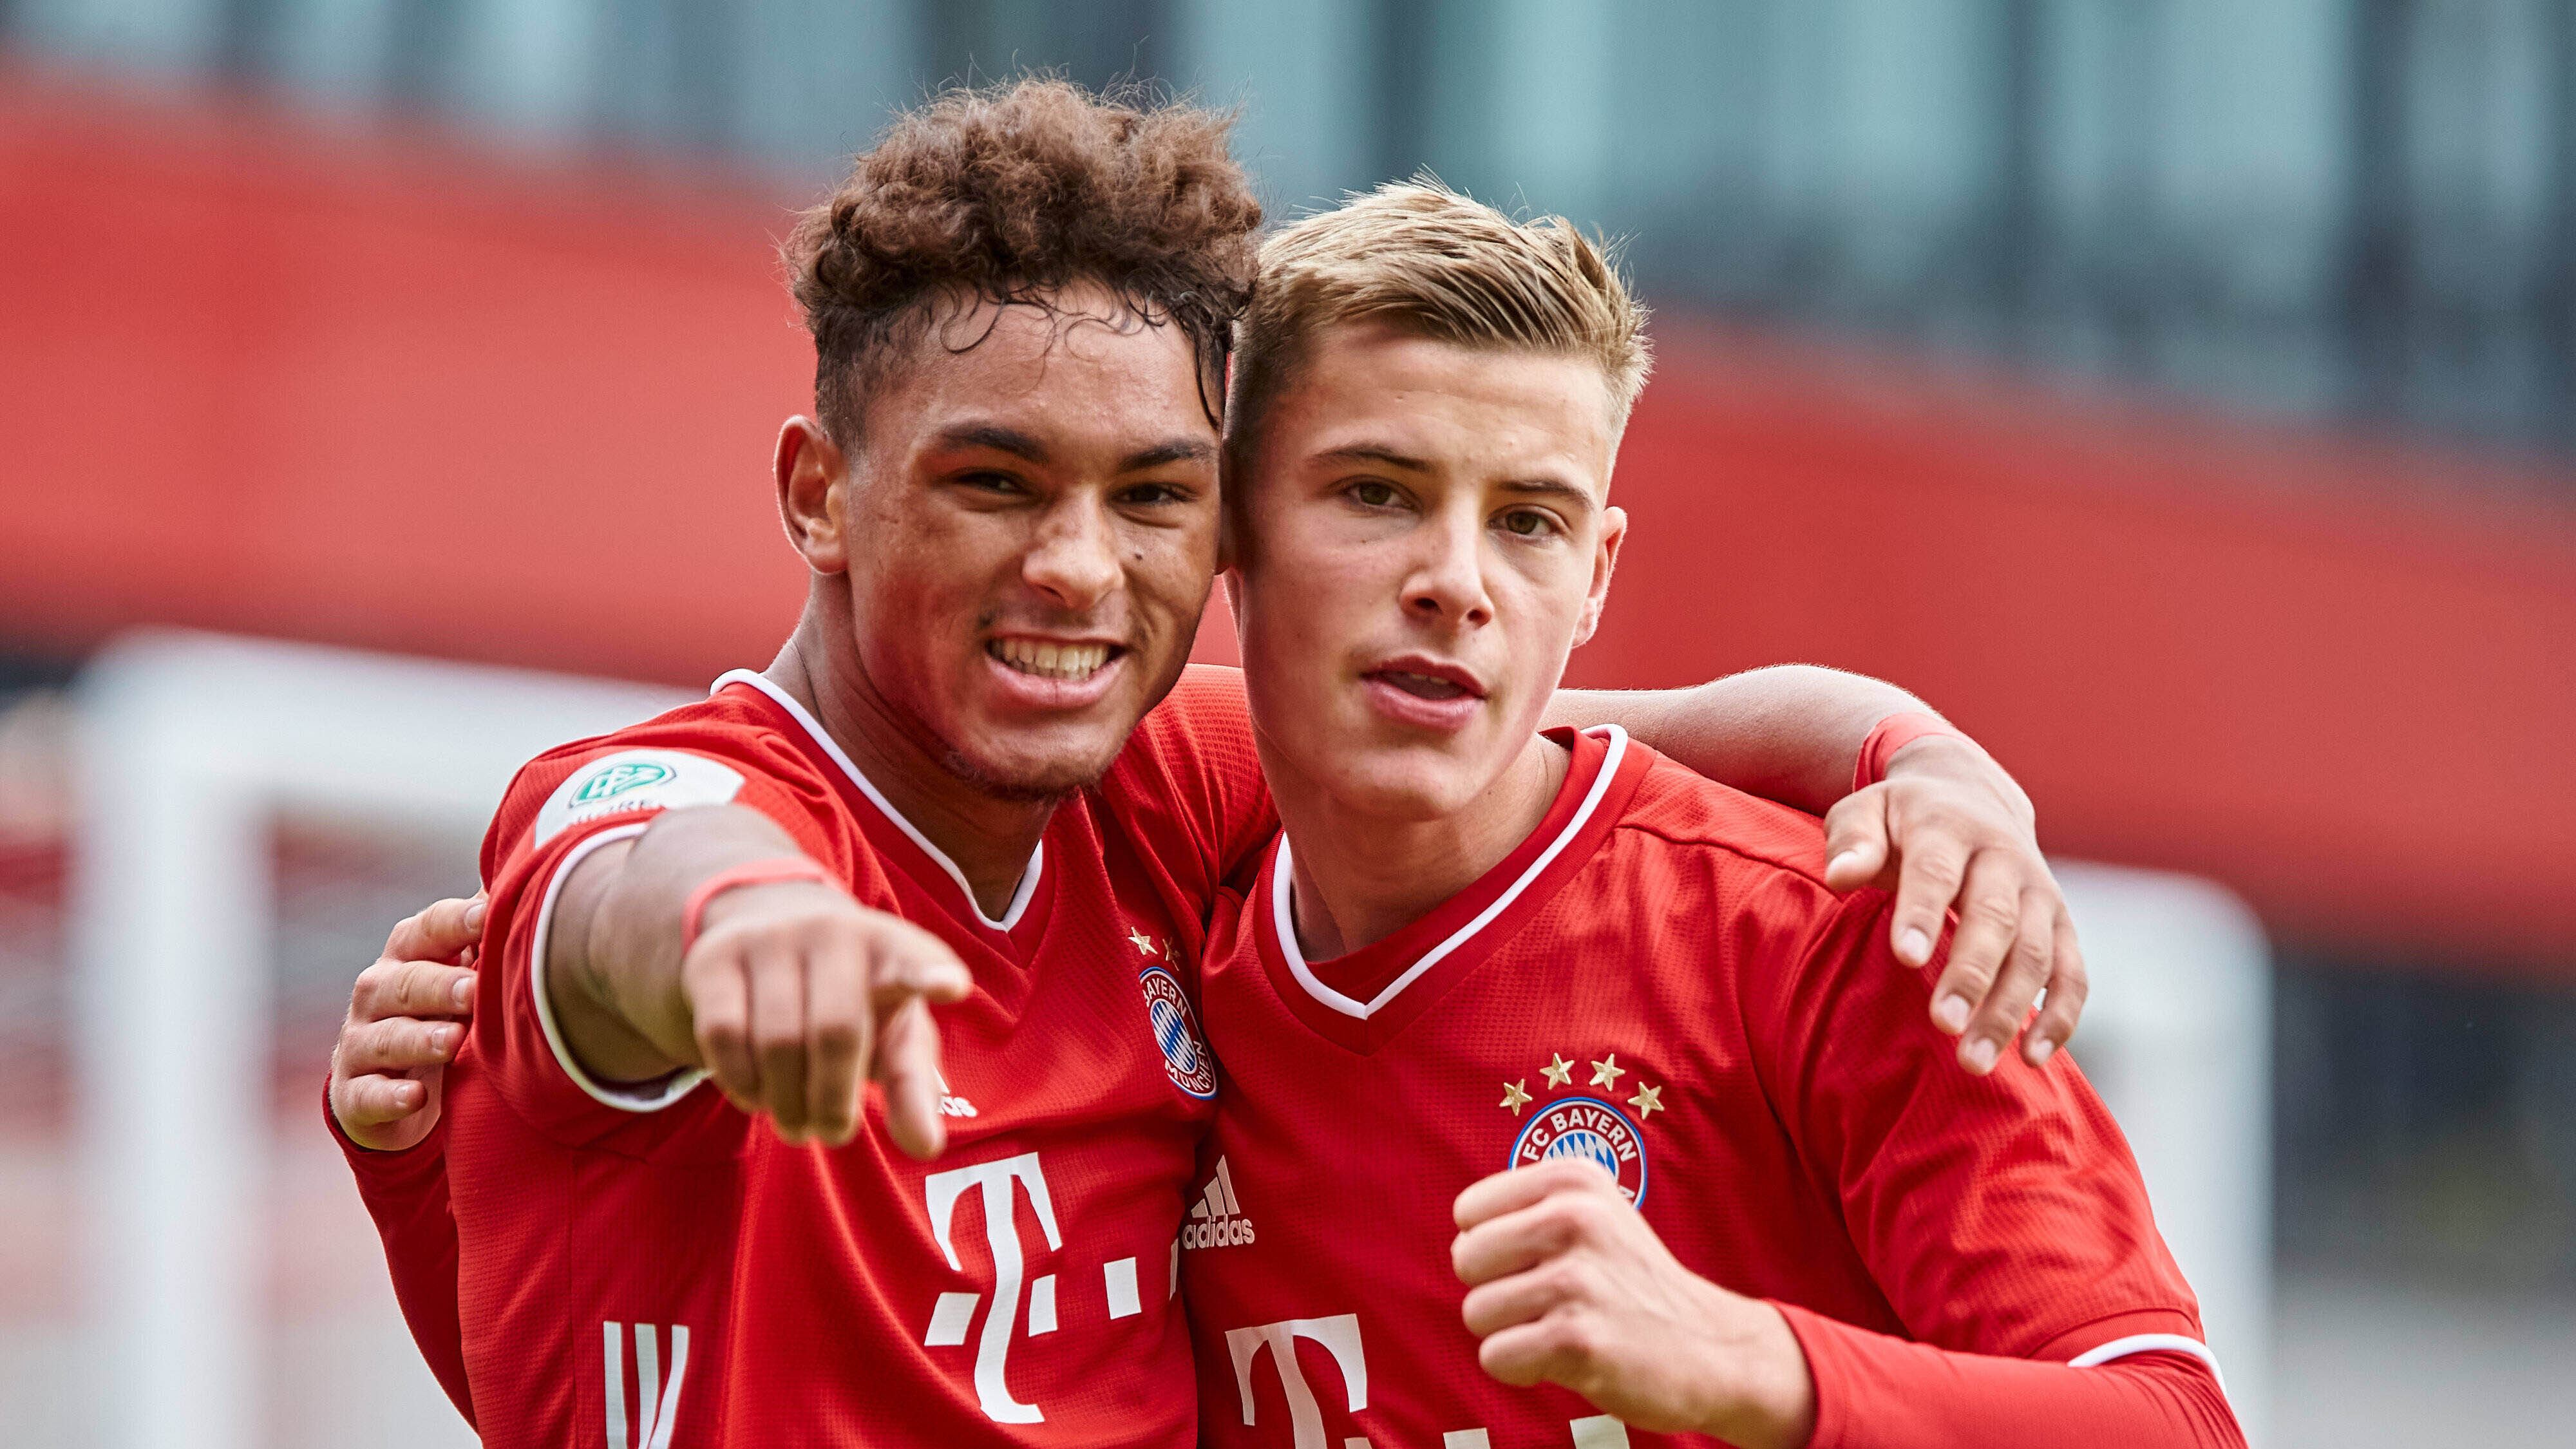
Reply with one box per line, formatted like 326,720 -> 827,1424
924,1152 -> 1065,1423
1224,1314 -> 1367,1449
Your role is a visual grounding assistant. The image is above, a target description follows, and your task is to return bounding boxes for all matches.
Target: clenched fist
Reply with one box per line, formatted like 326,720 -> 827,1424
1452,1158 -> 1816,1449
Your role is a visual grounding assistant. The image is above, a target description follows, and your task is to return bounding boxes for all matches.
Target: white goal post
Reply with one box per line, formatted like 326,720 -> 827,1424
70,630 -> 2270,1447
73,632 -> 687,1449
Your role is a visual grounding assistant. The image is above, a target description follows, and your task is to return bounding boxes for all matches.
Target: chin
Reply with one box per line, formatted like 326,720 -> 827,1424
1327,752 -> 1483,823
940,729 -> 1129,802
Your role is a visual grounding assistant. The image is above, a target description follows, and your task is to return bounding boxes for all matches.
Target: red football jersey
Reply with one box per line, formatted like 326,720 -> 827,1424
442,665 -> 1271,1448
1184,726 -> 2215,1449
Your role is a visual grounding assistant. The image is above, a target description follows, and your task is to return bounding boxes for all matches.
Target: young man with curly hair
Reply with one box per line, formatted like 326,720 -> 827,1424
327,80 -> 2087,1446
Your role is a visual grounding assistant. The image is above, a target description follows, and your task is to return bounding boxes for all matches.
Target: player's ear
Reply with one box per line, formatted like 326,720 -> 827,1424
1571,503 -> 1625,649
775,416 -> 849,574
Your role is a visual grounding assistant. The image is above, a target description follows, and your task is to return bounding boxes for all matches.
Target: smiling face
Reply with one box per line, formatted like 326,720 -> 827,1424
1229,319 -> 1626,821
786,281 -> 1221,799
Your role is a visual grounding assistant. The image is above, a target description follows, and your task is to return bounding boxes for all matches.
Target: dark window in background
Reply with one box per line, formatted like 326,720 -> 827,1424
2276,954 -> 2576,1290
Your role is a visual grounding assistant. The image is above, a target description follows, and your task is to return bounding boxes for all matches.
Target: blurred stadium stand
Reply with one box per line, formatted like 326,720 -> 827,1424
1,3 -> 2572,1446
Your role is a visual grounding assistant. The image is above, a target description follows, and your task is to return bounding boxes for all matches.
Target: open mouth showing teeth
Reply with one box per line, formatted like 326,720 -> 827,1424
1371,670 -> 1472,701
989,638 -> 1118,682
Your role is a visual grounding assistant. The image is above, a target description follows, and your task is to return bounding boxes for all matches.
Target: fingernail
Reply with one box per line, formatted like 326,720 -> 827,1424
451,977 -> 473,1008
1965,1038 -> 1998,1072
1933,995 -> 1970,1034
2028,1038 -> 2056,1065
463,900 -> 487,931
1828,849 -> 1862,876
431,1025 -> 459,1052
1900,928 -> 1933,963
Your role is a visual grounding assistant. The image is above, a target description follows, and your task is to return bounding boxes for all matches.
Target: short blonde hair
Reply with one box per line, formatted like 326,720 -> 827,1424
1226,179 -> 1650,466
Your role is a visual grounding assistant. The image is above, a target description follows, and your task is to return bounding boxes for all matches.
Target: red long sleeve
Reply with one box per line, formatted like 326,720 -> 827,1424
325,1081 -> 475,1429
1776,1302 -> 2243,1449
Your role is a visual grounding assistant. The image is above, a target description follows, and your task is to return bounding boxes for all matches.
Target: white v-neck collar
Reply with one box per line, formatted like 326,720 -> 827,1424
1270,725 -> 1629,1020
712,669 -> 1043,933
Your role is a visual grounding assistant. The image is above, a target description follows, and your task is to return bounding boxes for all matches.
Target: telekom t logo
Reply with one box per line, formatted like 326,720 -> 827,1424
1226,1314 -> 1368,1449
923,1151 -> 1065,1423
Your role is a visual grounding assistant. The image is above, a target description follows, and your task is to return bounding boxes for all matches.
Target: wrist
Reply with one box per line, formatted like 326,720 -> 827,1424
682,857 -> 837,950
1884,732 -> 2036,827
1697,1298 -> 1817,1449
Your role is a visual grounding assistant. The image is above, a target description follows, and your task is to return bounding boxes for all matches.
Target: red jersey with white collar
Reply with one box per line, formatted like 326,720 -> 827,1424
439,665 -> 1270,1448
1184,726 -> 2228,1449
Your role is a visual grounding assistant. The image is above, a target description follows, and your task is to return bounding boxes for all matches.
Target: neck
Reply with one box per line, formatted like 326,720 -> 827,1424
764,604 -> 1056,921
1274,733 -> 1570,960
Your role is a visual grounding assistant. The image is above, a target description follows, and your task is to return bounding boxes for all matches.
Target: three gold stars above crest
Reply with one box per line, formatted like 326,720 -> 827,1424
1500,1051 -> 1664,1122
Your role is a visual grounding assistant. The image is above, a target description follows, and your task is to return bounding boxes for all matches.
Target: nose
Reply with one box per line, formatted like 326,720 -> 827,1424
1021,495 -> 1122,612
1403,507 -> 1493,628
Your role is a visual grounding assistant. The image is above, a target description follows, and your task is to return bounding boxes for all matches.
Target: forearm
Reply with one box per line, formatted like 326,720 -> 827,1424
1546,665 -> 1932,815
1774,1304 -> 2242,1449
326,1086 -> 474,1426
548,804 -> 810,1081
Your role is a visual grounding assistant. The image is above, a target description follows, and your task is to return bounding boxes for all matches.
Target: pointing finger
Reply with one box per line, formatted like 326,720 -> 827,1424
875,996 -> 951,1161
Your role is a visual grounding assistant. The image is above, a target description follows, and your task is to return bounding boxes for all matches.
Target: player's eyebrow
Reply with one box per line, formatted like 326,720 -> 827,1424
1314,443 -> 1432,472
1495,477 -> 1598,511
934,423 -> 1050,464
1121,438 -> 1217,471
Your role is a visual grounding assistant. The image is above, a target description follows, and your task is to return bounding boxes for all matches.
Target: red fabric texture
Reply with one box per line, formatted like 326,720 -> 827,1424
325,1085 -> 475,1428
1778,1303 -> 2242,1448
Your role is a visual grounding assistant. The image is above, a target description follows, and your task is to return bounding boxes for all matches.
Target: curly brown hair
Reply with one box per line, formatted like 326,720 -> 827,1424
783,79 -> 1263,446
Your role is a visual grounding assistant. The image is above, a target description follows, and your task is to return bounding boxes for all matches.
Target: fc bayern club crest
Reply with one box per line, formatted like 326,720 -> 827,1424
1510,1096 -> 1649,1206
1138,966 -> 1218,1099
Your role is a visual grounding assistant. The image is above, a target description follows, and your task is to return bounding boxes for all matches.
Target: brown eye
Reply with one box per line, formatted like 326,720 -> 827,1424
1502,509 -> 1551,536
1350,482 -> 1397,507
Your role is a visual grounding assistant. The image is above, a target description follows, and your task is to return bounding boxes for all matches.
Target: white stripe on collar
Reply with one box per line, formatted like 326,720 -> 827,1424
1271,725 -> 1629,1020
712,669 -> 1042,933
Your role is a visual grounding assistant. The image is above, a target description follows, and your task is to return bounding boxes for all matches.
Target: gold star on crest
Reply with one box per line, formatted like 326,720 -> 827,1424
1499,1079 -> 1533,1115
1540,1053 -> 1575,1089
1126,928 -> 1157,955
1629,1083 -> 1663,1120
1589,1053 -> 1627,1090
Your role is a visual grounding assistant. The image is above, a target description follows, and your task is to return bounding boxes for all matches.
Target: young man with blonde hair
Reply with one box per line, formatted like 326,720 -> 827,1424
1183,182 -> 2243,1448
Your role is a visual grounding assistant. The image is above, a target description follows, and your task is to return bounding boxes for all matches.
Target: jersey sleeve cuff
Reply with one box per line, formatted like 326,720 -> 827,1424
526,822 -> 709,1113
2044,1309 -> 2226,1396
1771,1300 -> 1862,1449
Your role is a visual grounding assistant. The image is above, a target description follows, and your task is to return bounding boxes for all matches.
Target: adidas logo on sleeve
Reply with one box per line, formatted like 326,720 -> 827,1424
1181,1158 -> 1255,1249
